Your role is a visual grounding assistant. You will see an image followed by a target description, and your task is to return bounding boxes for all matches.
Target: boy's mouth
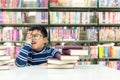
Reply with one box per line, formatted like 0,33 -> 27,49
31,42 -> 36,44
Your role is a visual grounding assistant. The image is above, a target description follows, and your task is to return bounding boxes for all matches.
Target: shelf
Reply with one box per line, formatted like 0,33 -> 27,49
99,58 -> 120,61
50,7 -> 120,12
0,23 -> 48,27
98,7 -> 120,12
98,41 -> 120,43
50,7 -> 98,12
99,24 -> 120,27
79,57 -> 98,60
0,7 -> 48,11
50,23 -> 97,27
51,40 -> 98,43
0,41 -> 25,43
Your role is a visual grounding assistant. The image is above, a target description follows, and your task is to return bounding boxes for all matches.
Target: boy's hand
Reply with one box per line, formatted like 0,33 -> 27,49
26,31 -> 32,44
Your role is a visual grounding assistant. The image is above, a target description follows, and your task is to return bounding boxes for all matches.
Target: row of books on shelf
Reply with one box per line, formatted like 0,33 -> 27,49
0,0 -> 48,8
50,27 -> 97,41
50,0 -> 120,7
99,27 -> 120,41
50,0 -> 97,7
99,12 -> 120,24
99,45 -> 120,58
99,0 -> 120,7
1,0 -> 120,8
50,12 -> 97,24
0,11 -> 48,24
0,27 -> 28,41
50,27 -> 120,41
99,61 -> 120,70
50,12 -> 120,24
1,11 -> 120,24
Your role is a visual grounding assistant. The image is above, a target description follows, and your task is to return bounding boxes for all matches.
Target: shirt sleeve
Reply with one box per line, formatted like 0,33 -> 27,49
47,47 -> 61,58
15,43 -> 32,67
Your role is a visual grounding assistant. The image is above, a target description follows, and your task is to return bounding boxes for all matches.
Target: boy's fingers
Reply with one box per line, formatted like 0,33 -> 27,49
26,31 -> 32,39
27,31 -> 32,34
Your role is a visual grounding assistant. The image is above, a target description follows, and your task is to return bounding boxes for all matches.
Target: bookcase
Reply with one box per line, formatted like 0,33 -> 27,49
49,0 -> 120,70
0,0 -> 120,70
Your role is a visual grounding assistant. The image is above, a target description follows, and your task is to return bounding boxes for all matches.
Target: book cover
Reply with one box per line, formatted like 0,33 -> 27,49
47,58 -> 77,65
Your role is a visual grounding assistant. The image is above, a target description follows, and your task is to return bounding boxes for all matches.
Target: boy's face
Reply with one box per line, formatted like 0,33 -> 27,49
31,30 -> 47,51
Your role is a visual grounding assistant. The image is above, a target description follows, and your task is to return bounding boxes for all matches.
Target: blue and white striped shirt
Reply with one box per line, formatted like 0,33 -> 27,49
15,43 -> 60,67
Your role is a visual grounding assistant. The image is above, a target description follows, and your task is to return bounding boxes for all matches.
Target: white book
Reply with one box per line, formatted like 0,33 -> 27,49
47,58 -> 77,65
0,56 -> 11,60
62,49 -> 88,56
0,52 -> 6,56
70,50 -> 88,56
0,66 -> 10,70
60,55 -> 79,61
0,59 -> 15,66
47,64 -> 74,69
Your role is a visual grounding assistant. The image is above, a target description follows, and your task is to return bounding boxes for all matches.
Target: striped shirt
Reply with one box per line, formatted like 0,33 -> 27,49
15,43 -> 60,67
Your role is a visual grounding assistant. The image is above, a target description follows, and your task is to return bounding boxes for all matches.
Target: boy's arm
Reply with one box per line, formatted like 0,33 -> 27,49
55,53 -> 61,60
15,31 -> 32,67
15,43 -> 32,67
50,48 -> 62,59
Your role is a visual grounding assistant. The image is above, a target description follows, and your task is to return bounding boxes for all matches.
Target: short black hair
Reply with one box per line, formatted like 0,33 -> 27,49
29,26 -> 47,37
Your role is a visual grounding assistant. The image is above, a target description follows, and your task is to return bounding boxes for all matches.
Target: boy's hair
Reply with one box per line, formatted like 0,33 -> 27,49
29,26 -> 47,37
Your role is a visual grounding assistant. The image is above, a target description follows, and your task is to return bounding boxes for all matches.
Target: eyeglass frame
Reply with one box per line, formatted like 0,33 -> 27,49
26,33 -> 43,40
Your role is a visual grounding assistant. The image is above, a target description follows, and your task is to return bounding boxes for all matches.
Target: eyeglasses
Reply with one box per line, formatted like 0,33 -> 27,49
31,34 -> 43,39
27,34 -> 43,40
32,34 -> 43,39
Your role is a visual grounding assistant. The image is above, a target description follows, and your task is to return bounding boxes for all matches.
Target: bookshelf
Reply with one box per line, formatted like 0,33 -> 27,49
0,0 -> 120,70
49,0 -> 120,70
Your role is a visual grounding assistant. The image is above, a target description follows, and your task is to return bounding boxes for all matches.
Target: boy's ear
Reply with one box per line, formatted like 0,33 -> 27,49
44,37 -> 48,44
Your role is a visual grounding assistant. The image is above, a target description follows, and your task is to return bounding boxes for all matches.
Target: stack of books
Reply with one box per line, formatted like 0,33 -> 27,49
47,46 -> 89,69
0,46 -> 15,70
47,58 -> 78,69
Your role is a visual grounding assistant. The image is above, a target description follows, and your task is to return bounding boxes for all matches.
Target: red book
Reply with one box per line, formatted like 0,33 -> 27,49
50,0 -> 58,2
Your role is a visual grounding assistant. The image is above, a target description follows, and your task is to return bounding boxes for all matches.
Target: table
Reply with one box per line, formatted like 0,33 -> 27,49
0,65 -> 120,80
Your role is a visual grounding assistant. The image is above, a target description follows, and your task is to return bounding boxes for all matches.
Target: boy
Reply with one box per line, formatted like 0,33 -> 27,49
15,26 -> 61,67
